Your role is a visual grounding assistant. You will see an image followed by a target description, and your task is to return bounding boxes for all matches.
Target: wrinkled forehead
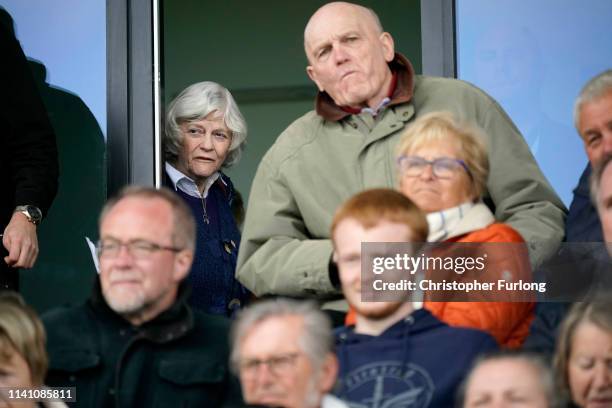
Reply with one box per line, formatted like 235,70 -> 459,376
304,5 -> 379,54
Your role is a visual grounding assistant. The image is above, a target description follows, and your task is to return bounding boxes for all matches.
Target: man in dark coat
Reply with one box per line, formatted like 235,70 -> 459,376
43,186 -> 244,407
565,69 -> 612,243
0,10 -> 58,290
525,70 -> 612,356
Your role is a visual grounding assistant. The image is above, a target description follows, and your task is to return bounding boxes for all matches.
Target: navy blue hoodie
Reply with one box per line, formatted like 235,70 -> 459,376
334,308 -> 497,408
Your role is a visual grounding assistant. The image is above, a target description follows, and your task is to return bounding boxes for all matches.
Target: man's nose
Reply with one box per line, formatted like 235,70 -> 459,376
333,44 -> 350,65
114,244 -> 135,265
254,363 -> 276,387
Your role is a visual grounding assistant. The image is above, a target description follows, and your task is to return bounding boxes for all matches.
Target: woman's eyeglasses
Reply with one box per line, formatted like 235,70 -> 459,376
397,155 -> 472,180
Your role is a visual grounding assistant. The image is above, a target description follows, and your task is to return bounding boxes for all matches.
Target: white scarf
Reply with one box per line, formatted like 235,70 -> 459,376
426,201 -> 475,242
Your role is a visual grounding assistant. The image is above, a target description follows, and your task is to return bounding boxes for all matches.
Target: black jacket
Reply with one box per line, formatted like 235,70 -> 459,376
0,22 -> 58,229
565,164 -> 603,242
42,282 -> 244,407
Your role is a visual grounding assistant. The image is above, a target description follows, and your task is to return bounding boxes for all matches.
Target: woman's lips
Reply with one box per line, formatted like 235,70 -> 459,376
587,396 -> 612,407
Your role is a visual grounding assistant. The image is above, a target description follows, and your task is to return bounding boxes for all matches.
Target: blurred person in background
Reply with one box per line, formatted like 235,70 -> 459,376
231,298 -> 347,408
0,292 -> 67,408
43,187 -> 242,407
460,351 -> 557,408
554,296 -> 612,407
566,69 -> 612,243
0,9 -> 58,291
591,154 -> 612,247
525,71 -> 612,357
332,189 -> 497,407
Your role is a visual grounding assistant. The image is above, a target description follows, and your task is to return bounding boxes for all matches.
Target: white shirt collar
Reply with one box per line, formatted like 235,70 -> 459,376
164,162 -> 221,199
321,394 -> 350,408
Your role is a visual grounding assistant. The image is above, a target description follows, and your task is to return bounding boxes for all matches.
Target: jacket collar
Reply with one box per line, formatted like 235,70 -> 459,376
163,165 -> 231,200
442,201 -> 495,241
88,279 -> 194,343
336,308 -> 442,343
314,53 -> 415,122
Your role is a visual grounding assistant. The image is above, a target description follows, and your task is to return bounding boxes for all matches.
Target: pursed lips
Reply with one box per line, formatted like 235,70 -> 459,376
340,70 -> 357,80
109,277 -> 141,286
413,186 -> 439,194
193,156 -> 215,162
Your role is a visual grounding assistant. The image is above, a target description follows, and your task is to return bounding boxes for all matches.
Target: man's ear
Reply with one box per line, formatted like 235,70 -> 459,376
318,353 -> 340,394
173,249 -> 193,281
380,32 -> 395,62
306,66 -> 325,92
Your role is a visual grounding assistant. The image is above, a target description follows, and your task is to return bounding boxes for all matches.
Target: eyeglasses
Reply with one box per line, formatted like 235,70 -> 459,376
397,155 -> 472,179
239,352 -> 301,379
96,239 -> 183,259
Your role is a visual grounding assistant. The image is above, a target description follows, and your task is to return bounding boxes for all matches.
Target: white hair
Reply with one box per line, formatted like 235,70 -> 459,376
164,81 -> 247,168
574,70 -> 612,130
230,298 -> 334,374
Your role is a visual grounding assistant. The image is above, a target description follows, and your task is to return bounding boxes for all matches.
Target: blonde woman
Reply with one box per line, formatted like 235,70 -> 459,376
396,112 -> 534,348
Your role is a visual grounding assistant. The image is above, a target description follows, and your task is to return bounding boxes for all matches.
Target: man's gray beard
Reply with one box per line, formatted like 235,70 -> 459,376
103,288 -> 146,316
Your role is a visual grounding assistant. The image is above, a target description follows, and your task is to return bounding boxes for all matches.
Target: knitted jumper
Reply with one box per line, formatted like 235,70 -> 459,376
175,179 -> 248,316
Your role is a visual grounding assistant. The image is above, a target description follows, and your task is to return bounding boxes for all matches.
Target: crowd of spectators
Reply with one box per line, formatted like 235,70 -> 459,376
2,2 -> 611,407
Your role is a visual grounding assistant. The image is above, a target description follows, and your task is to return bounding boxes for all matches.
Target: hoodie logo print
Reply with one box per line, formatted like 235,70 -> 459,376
340,361 -> 434,408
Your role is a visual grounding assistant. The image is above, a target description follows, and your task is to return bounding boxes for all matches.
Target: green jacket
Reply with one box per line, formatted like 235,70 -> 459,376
237,54 -> 566,299
42,282 -> 244,408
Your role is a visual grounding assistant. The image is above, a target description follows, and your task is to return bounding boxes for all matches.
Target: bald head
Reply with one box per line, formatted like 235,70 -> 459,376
304,2 -> 383,57
302,2 -> 394,108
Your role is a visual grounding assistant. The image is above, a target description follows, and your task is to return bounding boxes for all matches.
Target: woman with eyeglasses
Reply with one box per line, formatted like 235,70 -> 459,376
396,111 -> 534,348
163,81 -> 250,317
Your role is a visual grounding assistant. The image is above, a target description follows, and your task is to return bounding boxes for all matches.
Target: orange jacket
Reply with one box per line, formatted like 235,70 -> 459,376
424,223 -> 534,349
345,223 -> 534,349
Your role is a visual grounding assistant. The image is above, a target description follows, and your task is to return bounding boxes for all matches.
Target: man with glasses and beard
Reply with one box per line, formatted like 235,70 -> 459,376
42,186 -> 243,407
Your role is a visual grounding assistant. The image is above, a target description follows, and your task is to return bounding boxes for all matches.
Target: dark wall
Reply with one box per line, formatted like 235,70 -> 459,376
162,0 -> 422,202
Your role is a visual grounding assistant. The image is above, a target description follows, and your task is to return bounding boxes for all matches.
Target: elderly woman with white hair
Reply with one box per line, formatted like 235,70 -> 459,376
164,81 -> 250,316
